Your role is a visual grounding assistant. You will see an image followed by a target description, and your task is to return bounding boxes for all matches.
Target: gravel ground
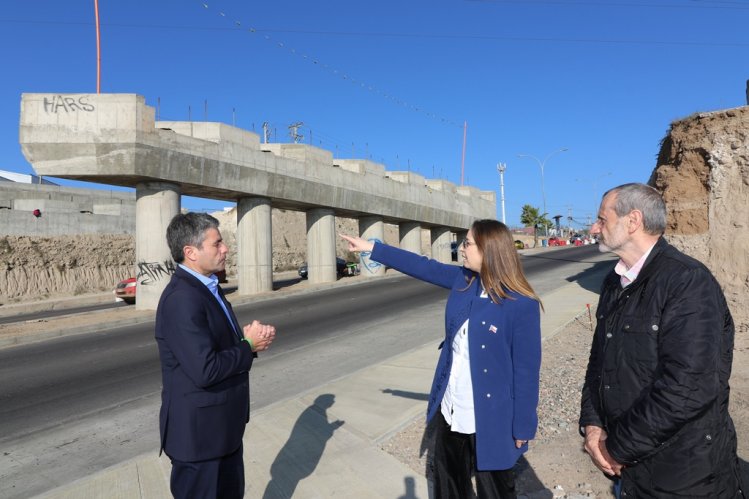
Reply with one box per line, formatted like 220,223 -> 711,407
381,311 -> 749,499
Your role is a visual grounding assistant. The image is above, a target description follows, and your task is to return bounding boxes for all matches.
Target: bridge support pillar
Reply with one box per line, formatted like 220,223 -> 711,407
306,208 -> 337,283
455,229 -> 468,265
399,222 -> 422,255
431,227 -> 452,264
237,197 -> 273,295
359,216 -> 385,277
135,181 -> 181,311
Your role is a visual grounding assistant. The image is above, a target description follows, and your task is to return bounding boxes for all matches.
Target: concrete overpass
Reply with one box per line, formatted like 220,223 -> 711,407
20,93 -> 495,309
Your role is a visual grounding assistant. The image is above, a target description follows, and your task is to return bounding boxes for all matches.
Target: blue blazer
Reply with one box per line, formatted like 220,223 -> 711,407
155,266 -> 255,462
371,243 -> 541,470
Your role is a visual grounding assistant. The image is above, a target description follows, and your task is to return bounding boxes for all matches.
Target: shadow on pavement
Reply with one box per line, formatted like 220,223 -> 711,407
382,388 -> 430,402
262,394 -> 344,499
272,277 -> 303,290
521,252 -> 609,265
565,260 -> 614,294
397,476 -> 419,499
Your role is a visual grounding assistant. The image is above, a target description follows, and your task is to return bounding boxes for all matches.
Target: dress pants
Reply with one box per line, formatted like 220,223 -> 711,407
433,412 -> 516,499
170,444 -> 245,499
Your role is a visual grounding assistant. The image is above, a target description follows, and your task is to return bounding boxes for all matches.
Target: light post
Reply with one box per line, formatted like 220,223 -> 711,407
497,163 -> 507,224
517,147 -> 568,237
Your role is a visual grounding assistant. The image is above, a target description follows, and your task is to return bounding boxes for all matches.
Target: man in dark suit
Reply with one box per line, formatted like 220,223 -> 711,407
155,212 -> 276,499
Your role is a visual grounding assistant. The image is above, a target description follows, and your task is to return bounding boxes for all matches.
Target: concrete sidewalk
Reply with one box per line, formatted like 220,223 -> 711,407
30,269 -> 605,499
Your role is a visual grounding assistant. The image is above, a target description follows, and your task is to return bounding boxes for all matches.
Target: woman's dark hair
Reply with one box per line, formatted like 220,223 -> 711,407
465,219 -> 542,308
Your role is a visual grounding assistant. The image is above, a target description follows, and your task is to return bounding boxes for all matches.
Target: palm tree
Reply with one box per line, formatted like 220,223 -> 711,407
520,205 -> 551,248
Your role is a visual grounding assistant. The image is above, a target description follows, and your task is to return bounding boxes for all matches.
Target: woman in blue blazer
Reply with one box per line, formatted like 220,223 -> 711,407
342,219 -> 542,499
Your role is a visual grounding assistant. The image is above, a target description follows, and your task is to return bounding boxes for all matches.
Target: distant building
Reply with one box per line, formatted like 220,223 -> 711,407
0,169 -> 57,185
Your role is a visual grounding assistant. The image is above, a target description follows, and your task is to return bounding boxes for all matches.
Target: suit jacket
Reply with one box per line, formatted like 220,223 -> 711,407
155,266 -> 254,462
370,243 -> 541,471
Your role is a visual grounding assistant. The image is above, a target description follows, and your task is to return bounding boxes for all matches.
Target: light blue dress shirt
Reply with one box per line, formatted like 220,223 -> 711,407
178,264 -> 239,337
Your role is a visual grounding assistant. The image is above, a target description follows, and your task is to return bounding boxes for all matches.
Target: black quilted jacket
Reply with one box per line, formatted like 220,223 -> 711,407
579,237 -> 744,498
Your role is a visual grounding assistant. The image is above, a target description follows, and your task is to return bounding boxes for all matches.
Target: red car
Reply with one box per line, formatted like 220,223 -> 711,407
113,277 -> 137,304
114,270 -> 227,304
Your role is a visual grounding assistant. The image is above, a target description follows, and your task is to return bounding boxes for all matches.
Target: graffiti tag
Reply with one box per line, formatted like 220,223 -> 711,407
43,95 -> 95,114
360,238 -> 383,274
136,260 -> 175,285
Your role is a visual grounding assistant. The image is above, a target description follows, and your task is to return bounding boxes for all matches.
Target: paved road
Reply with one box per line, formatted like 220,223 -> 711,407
0,244 -> 614,498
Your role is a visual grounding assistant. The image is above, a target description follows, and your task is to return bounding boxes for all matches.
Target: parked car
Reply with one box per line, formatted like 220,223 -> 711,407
514,240 -> 525,250
569,233 -> 584,246
298,258 -> 349,279
547,236 -> 563,247
114,270 -> 227,304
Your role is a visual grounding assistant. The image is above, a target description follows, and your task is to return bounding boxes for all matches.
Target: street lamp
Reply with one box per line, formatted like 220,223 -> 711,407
497,163 -> 507,224
517,147 -> 568,237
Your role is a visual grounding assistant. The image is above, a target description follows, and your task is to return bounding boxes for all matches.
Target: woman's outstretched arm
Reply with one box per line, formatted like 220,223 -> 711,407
340,233 -> 462,289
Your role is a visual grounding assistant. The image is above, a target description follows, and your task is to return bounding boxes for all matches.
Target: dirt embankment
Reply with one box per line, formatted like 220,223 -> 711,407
0,234 -> 133,303
650,105 -> 749,330
0,209 -> 407,305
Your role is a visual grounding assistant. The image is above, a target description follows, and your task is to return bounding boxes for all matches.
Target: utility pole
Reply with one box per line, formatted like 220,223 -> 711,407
566,205 -> 573,237
497,163 -> 507,224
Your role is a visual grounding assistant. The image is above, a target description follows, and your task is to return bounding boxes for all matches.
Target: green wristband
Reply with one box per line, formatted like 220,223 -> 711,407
242,337 -> 255,350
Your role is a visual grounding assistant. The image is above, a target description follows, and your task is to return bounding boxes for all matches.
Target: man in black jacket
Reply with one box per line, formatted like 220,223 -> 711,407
579,183 -> 744,497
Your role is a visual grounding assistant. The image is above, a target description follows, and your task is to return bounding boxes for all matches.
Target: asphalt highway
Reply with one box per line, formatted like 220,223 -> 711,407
0,244 -> 614,498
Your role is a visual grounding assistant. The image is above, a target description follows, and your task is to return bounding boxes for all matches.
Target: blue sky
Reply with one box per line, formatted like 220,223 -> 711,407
1,0 -> 747,227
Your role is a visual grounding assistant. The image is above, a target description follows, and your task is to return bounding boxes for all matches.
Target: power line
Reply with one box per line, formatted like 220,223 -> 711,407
2,19 -> 747,48
464,0 -> 749,10
195,2 -> 464,128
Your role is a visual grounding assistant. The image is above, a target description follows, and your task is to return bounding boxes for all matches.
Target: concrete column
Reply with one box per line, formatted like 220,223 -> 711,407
359,216 -> 385,277
237,197 -> 272,295
306,208 -> 337,283
399,222 -> 422,255
455,230 -> 468,265
431,227 -> 452,263
135,182 -> 181,310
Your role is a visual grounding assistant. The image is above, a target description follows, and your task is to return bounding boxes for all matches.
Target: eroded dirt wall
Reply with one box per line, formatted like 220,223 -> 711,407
651,106 -> 749,329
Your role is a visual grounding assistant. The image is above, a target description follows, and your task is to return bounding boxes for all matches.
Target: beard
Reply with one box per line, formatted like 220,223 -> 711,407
597,225 -> 626,253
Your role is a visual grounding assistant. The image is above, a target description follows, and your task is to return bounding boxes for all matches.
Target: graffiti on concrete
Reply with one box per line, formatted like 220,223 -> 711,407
360,238 -> 383,274
136,260 -> 175,285
43,95 -> 95,114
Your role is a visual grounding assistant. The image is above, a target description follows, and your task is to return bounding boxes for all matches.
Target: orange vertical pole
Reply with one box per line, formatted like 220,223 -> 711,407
95,0 -> 101,93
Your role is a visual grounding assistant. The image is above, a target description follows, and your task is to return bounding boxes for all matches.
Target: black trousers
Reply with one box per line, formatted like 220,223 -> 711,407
433,412 -> 516,499
170,444 -> 245,499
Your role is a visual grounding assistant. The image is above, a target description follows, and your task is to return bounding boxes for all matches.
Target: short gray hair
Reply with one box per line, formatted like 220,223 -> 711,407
604,183 -> 666,235
166,212 -> 220,263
